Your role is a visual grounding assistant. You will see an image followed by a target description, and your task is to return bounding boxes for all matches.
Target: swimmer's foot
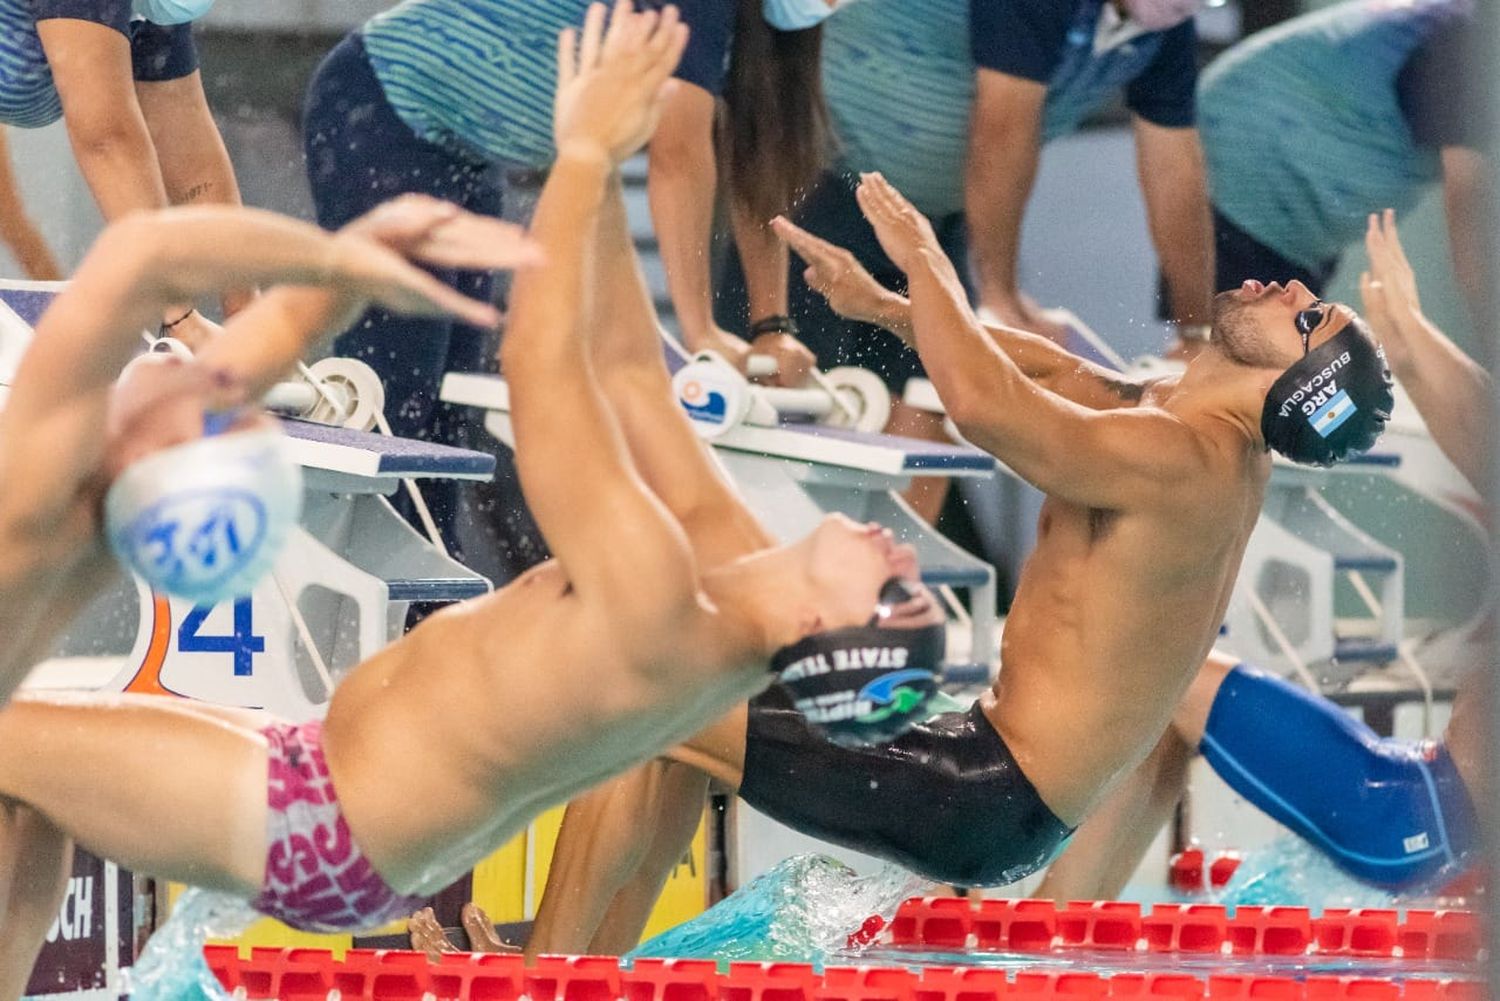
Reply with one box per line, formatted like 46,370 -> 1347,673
462,902 -> 522,953
408,906 -> 460,958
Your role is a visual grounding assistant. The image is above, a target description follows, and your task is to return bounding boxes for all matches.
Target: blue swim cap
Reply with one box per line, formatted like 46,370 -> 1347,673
771,578 -> 945,746
105,427 -> 302,606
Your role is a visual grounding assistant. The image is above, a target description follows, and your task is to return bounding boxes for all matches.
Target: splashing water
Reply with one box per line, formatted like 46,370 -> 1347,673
1214,835 -> 1397,911
124,889 -> 257,1001
628,854 -> 925,966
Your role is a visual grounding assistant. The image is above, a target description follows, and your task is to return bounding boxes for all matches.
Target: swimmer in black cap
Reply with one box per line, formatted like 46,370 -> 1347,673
527,173 -> 1394,957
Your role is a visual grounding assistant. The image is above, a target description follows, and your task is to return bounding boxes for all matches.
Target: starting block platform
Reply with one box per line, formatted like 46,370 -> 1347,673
284,417 -> 495,488
0,283 -> 497,719
441,370 -> 1001,670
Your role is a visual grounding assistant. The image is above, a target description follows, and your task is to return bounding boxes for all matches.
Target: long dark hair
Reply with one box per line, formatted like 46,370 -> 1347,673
719,0 -> 832,222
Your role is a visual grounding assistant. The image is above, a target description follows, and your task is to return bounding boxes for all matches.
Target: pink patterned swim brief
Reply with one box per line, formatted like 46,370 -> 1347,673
251,721 -> 424,932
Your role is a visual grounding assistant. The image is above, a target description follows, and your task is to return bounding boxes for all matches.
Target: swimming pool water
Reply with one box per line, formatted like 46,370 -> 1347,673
120,839 -> 1473,998
630,854 -> 923,965
631,846 -> 1475,977
124,888 -> 252,1001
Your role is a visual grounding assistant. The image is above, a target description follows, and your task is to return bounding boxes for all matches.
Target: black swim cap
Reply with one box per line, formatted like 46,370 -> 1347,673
1260,318 -> 1394,467
771,578 -> 945,747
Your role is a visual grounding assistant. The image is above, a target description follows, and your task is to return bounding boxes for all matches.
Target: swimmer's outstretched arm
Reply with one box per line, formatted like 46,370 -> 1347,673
196,197 -> 537,400
772,216 -> 1146,412
586,172 -> 775,566
1361,210 -> 1492,495
0,206 -> 507,550
858,173 -> 1211,511
502,2 -> 706,610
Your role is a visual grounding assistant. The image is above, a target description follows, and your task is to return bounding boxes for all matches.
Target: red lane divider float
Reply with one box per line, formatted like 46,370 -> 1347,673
202,949 -> 1481,1001
882,900 -> 1484,960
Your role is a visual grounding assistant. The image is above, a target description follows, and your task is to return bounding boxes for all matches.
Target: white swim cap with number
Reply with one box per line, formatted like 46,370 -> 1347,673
105,426 -> 302,606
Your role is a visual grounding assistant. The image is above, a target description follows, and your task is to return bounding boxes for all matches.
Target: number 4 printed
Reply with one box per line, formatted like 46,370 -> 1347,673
178,598 -> 265,677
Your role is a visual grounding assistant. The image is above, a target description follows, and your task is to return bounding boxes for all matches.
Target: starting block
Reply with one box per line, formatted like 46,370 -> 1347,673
441,330 -> 1001,678
0,284 -> 496,720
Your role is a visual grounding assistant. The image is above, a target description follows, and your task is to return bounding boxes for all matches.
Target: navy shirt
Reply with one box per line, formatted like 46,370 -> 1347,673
972,0 -> 1197,132
0,0 -> 198,128
364,0 -> 736,167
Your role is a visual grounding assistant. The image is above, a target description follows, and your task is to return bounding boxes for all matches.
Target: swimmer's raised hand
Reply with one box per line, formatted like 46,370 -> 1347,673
1358,210 -> 1422,375
772,215 -> 896,327
323,230 -> 503,329
342,194 -> 543,273
855,172 -> 945,275
554,0 -> 690,167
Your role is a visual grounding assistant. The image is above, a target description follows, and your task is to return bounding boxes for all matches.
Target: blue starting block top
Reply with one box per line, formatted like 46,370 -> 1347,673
281,419 -> 495,480
0,286 -> 60,328
767,423 -> 995,474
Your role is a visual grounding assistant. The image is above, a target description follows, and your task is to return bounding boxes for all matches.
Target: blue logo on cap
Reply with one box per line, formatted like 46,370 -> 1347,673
122,489 -> 269,593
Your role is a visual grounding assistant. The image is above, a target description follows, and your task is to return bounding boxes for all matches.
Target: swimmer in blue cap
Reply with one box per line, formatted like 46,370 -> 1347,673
0,7 -> 940,988
526,173 -> 1397,956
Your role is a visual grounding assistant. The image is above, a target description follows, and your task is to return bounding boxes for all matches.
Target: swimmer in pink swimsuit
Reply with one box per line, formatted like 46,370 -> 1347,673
254,722 -> 423,932
0,7 -> 929,989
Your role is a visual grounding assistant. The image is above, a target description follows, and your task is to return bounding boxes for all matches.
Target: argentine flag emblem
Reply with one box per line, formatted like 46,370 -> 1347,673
1308,389 -> 1357,438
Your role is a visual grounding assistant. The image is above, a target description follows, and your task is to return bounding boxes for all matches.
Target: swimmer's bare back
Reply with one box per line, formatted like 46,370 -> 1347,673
320,556 -> 758,896
318,4 -> 778,899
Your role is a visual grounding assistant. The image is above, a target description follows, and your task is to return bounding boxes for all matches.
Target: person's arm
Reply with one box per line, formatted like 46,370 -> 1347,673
1134,119 -> 1212,328
646,84 -> 738,355
0,204 -> 507,545
135,58 -> 238,211
37,18 -> 169,221
860,172 -> 1210,510
964,69 -> 1048,325
1394,21 -> 1494,336
138,66 -> 255,318
37,17 -> 221,334
1439,146 -> 1495,335
592,170 -> 775,567
199,197 -> 534,400
731,200 -> 816,386
773,214 -> 1147,411
503,2 -> 704,616
1360,209 -> 1492,494
1126,21 -> 1211,340
0,128 -> 62,280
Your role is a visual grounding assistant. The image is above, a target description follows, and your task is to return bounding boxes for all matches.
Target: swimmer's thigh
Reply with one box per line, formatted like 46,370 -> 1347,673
0,803 -> 72,1001
0,694 -> 267,897
1201,664 -> 1476,888
664,705 -> 751,789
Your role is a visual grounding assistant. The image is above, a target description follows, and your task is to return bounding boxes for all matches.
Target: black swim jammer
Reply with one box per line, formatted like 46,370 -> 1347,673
738,686 -> 1074,887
